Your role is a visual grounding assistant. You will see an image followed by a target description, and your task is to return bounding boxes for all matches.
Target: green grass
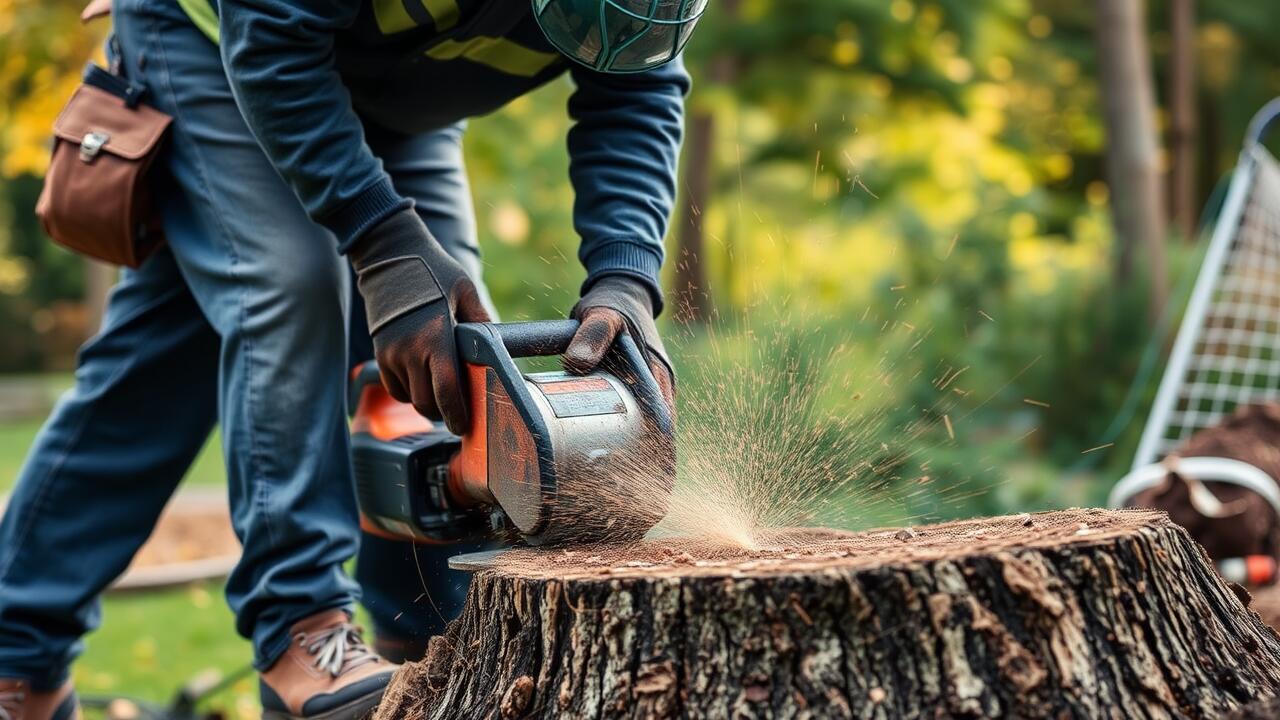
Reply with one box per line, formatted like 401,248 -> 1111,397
0,418 -> 42,492
78,583 -> 258,720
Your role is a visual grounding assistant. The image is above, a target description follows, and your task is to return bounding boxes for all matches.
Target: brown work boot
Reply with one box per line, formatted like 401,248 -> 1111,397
259,611 -> 397,720
0,679 -> 79,720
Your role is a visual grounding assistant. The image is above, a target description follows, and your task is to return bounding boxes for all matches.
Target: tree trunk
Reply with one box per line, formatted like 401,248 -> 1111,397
1168,0 -> 1198,241
671,0 -> 739,326
1200,91 -> 1222,202
376,509 -> 1280,719
672,111 -> 717,325
1095,0 -> 1169,319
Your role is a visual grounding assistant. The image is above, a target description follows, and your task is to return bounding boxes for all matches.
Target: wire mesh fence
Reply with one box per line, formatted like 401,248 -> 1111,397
1135,145 -> 1280,466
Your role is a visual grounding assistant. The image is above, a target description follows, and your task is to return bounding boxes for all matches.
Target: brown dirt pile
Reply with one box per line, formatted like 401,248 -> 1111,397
0,493 -> 240,572
489,508 -> 1164,580
1128,402 -> 1280,561
128,505 -> 240,569
1246,582 -> 1280,630
1173,402 -> 1280,479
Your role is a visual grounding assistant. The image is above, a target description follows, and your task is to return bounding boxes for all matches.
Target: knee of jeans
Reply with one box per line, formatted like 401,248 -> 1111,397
245,252 -> 347,338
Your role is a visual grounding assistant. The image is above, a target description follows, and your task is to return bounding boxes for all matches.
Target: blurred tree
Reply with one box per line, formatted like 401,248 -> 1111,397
671,0 -> 738,326
1167,0 -> 1197,241
1094,0 -> 1167,317
1189,2 -> 1280,182
1,0 -> 106,367
0,0 -> 102,176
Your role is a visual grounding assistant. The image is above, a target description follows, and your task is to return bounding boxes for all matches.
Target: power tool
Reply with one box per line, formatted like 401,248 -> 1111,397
349,319 -> 675,546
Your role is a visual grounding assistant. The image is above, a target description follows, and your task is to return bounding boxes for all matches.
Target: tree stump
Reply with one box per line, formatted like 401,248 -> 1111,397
375,509 -> 1280,719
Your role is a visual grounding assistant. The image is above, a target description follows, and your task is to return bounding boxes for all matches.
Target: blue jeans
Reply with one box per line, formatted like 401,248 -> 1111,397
0,0 -> 490,684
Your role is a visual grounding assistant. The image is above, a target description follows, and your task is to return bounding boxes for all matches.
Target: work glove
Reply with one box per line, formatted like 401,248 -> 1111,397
349,208 -> 490,434
564,276 -> 675,418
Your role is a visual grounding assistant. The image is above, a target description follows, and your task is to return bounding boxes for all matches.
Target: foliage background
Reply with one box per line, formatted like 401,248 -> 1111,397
2,0 -> 1280,715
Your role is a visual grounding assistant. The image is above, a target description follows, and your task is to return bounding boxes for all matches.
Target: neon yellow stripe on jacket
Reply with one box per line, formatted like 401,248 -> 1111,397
175,0 -> 553,77
422,0 -> 459,30
372,0 -> 415,34
374,0 -> 459,34
175,0 -> 460,40
425,37 -> 559,77
177,0 -> 220,43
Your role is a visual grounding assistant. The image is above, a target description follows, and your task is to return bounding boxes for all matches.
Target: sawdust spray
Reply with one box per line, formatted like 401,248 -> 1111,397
651,311 -> 937,549
539,300 -> 996,552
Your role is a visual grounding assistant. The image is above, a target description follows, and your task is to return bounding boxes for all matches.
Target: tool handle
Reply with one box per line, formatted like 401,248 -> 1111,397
456,320 -> 673,435
347,360 -> 384,416
604,325 -> 675,436
346,321 -> 579,414
484,319 -> 581,358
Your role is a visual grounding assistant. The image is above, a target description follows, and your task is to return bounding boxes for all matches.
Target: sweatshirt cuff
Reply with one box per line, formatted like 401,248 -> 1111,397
325,177 -> 413,253
581,239 -> 664,315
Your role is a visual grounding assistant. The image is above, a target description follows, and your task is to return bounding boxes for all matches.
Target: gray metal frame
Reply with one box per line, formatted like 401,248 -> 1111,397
1131,100 -> 1280,469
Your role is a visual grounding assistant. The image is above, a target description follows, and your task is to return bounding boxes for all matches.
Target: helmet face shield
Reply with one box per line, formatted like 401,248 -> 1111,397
533,0 -> 707,73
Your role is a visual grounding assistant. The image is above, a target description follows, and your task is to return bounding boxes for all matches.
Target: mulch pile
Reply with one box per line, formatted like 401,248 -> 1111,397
1246,583 -> 1280,629
128,505 -> 240,569
0,493 -> 239,572
1175,403 -> 1280,478
1128,402 -> 1280,562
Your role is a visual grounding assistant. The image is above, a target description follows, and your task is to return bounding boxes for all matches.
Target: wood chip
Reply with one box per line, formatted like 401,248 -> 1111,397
790,595 -> 814,626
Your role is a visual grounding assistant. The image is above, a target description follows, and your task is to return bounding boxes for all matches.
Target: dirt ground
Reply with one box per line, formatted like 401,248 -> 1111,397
128,502 -> 240,569
0,491 -> 240,572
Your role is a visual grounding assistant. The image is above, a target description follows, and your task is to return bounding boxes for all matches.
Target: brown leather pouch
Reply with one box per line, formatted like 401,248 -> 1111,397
35,64 -> 172,268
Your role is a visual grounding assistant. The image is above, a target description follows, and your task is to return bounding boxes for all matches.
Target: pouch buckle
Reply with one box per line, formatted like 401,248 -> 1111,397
79,131 -> 110,163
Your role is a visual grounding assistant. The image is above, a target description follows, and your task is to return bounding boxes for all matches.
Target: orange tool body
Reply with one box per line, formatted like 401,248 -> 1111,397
350,320 -> 674,546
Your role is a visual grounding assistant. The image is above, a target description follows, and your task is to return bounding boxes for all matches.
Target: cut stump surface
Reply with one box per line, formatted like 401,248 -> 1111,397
377,509 -> 1280,719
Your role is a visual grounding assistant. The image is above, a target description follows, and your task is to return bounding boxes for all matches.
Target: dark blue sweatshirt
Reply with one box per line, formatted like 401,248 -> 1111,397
177,0 -> 689,298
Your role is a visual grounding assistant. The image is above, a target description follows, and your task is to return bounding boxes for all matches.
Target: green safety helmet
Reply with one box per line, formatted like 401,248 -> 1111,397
532,0 -> 708,73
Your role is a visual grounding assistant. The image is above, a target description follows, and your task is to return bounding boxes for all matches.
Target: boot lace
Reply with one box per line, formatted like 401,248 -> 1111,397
295,622 -> 381,678
0,687 -> 24,720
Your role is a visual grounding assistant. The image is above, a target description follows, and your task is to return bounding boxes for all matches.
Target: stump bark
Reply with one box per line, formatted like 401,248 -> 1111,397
376,509 -> 1280,719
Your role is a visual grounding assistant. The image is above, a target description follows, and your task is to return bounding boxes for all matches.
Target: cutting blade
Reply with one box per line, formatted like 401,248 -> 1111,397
447,548 -> 510,572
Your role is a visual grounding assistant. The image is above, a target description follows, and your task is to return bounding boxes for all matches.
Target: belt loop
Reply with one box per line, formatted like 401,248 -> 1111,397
109,34 -> 124,76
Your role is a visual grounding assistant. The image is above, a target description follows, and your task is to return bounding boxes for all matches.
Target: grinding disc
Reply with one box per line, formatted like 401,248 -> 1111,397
448,548 -> 510,572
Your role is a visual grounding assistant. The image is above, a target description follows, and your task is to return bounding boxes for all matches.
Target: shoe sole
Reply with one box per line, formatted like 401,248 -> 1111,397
261,685 -> 387,720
